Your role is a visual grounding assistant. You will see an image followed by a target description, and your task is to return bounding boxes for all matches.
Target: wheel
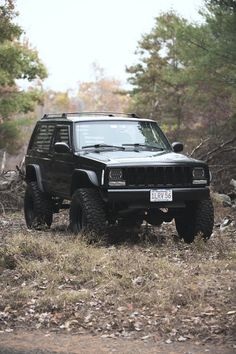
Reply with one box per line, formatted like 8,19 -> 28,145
24,182 -> 53,229
175,197 -> 214,244
69,188 -> 106,236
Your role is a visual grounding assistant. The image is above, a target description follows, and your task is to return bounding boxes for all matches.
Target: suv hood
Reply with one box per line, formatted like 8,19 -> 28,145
78,150 -> 204,166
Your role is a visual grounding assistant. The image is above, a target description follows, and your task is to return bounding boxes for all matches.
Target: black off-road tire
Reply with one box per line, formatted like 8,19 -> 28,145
69,188 -> 106,237
175,197 -> 214,244
24,182 -> 53,229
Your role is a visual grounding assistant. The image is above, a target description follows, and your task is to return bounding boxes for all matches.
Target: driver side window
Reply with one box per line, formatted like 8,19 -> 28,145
54,126 -> 70,146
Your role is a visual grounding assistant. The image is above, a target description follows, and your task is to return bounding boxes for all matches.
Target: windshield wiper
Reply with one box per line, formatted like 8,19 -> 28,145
122,143 -> 164,150
82,143 -> 125,150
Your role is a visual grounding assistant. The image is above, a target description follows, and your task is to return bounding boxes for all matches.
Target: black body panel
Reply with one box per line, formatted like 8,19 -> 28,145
25,114 -> 211,211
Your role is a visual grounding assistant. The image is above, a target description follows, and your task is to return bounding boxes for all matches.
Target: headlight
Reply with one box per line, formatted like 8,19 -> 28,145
192,167 -> 207,185
192,167 -> 205,179
109,168 -> 126,186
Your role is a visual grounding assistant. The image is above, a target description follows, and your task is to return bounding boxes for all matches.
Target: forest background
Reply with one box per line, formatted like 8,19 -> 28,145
0,0 -> 235,192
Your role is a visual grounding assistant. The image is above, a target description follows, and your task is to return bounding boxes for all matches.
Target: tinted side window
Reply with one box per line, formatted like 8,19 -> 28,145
31,124 -> 55,152
54,126 -> 70,146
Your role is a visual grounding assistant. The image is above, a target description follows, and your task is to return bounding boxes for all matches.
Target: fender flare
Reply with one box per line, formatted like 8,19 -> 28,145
25,164 -> 44,192
79,169 -> 99,186
71,169 -> 99,195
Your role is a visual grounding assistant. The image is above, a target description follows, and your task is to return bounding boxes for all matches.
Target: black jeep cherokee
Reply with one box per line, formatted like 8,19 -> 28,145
24,112 -> 214,243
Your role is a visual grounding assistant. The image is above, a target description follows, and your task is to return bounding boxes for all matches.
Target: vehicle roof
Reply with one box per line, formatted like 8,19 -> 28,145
40,116 -> 155,123
40,112 -> 155,124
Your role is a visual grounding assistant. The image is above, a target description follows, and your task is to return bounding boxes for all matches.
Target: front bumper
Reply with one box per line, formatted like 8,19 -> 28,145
105,187 -> 210,206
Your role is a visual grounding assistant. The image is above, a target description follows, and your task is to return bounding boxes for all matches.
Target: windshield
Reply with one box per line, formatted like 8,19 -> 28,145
74,120 -> 170,151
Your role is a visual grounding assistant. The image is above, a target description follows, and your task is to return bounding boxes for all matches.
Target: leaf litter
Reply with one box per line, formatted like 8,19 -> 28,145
0,206 -> 235,346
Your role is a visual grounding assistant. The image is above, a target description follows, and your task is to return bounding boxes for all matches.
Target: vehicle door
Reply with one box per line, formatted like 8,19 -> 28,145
51,124 -> 73,198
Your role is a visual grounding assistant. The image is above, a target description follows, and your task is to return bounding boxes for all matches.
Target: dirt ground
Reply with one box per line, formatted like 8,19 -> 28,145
0,330 -> 235,354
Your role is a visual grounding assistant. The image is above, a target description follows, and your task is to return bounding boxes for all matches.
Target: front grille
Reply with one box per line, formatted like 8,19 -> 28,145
123,166 -> 192,188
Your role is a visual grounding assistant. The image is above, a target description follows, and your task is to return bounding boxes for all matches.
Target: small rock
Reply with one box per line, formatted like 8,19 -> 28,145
213,193 -> 232,207
141,335 -> 151,340
0,219 -> 9,227
84,314 -> 92,323
0,180 -> 10,191
220,218 -> 232,230
134,320 -> 143,330
117,306 -> 126,312
132,276 -> 145,286
134,323 -> 142,331
230,179 -> 236,191
165,339 -> 172,344
121,330 -> 130,338
178,336 -> 187,342
227,310 -> 236,315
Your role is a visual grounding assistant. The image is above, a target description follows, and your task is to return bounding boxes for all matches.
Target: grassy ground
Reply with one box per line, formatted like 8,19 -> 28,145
0,203 -> 235,345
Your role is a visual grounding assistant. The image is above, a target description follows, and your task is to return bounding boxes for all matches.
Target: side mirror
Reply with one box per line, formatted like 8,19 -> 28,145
54,142 -> 71,154
172,142 -> 184,153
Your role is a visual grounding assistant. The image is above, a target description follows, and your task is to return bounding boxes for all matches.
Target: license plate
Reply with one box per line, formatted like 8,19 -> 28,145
150,189 -> 173,202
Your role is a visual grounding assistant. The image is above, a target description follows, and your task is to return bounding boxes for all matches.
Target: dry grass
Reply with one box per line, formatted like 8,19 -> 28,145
0,205 -> 235,343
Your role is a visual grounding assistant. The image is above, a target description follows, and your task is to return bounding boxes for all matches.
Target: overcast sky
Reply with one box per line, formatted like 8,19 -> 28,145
16,0 -> 204,92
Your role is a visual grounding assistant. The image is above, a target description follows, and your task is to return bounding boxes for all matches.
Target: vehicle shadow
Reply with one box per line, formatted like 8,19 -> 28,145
49,221 -> 172,247
105,224 -> 168,246
48,212 -> 179,247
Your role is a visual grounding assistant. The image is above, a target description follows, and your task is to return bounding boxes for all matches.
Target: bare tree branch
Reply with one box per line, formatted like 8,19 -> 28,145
205,136 -> 236,162
190,138 -> 210,157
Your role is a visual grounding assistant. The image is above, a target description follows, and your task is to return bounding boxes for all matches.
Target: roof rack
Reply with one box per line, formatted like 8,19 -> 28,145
42,113 -> 67,119
42,112 -> 139,120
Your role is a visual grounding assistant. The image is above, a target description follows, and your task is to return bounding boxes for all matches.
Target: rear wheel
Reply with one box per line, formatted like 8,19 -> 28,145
24,182 -> 53,229
69,188 -> 106,236
175,197 -> 214,244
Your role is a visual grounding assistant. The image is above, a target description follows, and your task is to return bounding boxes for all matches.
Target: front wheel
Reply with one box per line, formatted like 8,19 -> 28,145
69,188 -> 106,237
175,197 -> 214,244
